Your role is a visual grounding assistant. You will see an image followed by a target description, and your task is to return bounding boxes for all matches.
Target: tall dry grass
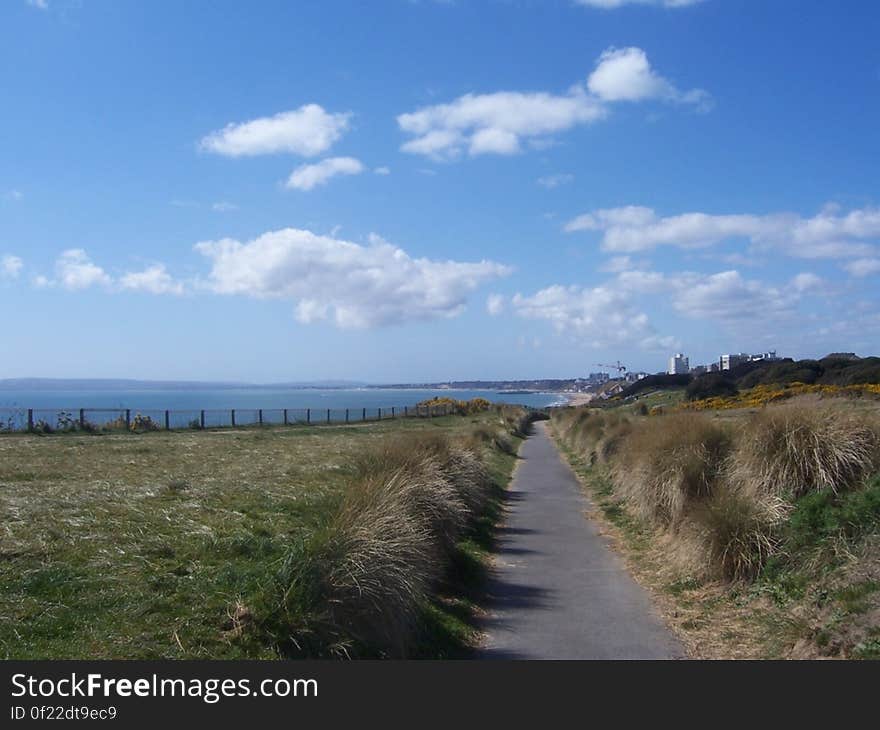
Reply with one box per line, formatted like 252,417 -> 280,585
728,398 -> 880,499
553,399 -> 880,581
261,409 -> 528,657
611,413 -> 731,528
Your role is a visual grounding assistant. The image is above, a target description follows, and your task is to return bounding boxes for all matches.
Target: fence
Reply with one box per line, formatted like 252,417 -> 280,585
0,402 -> 457,434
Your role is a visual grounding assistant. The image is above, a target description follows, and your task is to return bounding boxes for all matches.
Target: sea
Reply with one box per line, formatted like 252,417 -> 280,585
0,387 -> 568,413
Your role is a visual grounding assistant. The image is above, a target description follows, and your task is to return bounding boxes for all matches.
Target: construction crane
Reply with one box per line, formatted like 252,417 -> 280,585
595,361 -> 627,376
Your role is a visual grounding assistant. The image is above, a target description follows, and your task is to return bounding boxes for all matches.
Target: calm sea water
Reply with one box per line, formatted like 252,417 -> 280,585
0,388 -> 566,412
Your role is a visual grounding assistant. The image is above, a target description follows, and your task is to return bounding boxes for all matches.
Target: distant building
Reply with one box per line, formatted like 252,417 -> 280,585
625,371 -> 648,383
720,353 -> 750,371
668,353 -> 689,375
690,365 -> 708,375
587,372 -> 610,384
709,362 -> 721,372
721,351 -> 781,370
749,350 -> 780,363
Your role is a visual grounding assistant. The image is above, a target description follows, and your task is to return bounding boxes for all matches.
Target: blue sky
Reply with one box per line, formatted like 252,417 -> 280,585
1,0 -> 879,382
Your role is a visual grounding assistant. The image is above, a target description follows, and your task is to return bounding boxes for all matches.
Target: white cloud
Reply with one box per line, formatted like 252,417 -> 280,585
211,201 -> 238,212
511,284 -> 673,349
374,166 -> 391,175
486,293 -> 505,316
398,87 -> 606,160
26,0 -> 49,10
285,157 -> 365,191
537,173 -> 574,189
397,47 -> 709,159
120,265 -> 184,295
599,255 -> 643,273
671,270 -> 796,321
5,190 -> 23,201
194,228 -> 511,329
55,249 -> 111,290
587,47 -> 711,110
200,104 -> 351,158
844,258 -> 880,277
511,266 -> 823,347
576,0 -> 704,8
565,204 -> 880,259
791,272 -> 825,293
1,255 -> 23,279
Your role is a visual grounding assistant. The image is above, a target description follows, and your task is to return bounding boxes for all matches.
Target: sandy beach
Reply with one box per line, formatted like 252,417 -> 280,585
563,392 -> 594,407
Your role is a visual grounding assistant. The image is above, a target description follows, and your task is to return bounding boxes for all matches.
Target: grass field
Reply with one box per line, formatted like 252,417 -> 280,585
0,412 -> 522,659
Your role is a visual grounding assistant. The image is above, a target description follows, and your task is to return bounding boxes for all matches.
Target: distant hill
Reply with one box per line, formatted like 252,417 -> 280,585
686,354 -> 880,401
618,373 -> 692,399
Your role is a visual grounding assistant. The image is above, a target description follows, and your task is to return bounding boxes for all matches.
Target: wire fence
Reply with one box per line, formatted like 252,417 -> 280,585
0,402 -> 457,434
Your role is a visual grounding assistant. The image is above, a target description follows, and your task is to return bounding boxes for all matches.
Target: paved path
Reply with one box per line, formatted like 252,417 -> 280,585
479,421 -> 683,659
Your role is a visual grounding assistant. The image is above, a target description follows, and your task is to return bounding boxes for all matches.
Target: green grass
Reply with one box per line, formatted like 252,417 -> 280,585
0,413 -> 515,659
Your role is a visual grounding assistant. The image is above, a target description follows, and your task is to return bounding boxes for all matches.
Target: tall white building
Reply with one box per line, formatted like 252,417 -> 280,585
668,353 -> 689,375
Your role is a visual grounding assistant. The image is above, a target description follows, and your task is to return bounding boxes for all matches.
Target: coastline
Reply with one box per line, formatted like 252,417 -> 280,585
563,392 -> 594,407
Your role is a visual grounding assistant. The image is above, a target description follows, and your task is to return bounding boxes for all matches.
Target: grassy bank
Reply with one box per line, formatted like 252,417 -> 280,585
551,398 -> 880,659
0,407 -> 530,659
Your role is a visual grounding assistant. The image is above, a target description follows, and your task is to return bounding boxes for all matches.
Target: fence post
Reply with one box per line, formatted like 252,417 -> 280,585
378,407 -> 382,420
231,409 -> 236,427
405,405 -> 408,418
283,408 -> 288,426
327,408 -> 330,424
345,408 -> 349,423
306,408 -> 310,425
200,410 -> 205,430
165,410 -> 170,430
259,409 -> 263,426
27,409 -> 33,431
362,407 -> 366,422
392,406 -> 395,419
79,408 -> 85,429
125,409 -> 131,431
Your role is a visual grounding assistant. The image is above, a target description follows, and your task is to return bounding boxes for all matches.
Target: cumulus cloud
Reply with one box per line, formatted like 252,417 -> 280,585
398,88 -> 605,160
285,157 -> 365,191
537,173 -> 574,189
200,104 -> 351,158
511,266 -> 824,347
587,47 -> 711,109
486,293 -> 505,316
843,258 -> 880,278
119,265 -> 184,295
576,0 -> 704,8
511,284 -> 675,350
55,249 -> 111,290
374,166 -> 391,175
1,255 -> 23,279
194,228 -> 511,328
565,204 -> 880,259
397,47 -> 708,159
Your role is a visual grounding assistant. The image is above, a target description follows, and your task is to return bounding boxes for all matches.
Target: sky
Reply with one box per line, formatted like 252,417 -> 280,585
1,0 -> 879,383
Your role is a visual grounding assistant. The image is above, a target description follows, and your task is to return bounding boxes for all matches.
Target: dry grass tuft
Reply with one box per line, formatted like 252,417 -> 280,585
611,413 -> 732,528
263,410 -> 528,657
729,399 -> 880,499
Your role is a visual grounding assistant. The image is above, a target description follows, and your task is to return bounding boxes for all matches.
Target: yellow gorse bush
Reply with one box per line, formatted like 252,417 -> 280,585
681,382 -> 880,411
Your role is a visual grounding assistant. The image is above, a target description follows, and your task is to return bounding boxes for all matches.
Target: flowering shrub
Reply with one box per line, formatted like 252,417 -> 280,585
681,382 -> 880,411
416,397 -> 493,415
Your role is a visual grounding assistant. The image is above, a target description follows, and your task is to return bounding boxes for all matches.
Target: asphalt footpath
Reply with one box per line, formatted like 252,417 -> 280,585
478,421 -> 684,660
